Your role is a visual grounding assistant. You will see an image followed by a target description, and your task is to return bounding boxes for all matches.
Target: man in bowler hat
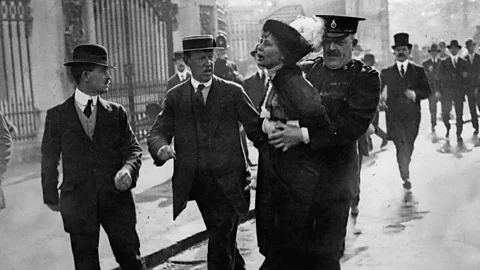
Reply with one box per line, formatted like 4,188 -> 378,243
381,33 -> 431,189
263,15 -> 380,269
41,44 -> 145,270
147,35 -> 265,270
436,40 -> 469,151
463,38 -> 480,136
167,50 -> 191,90
422,43 -> 442,134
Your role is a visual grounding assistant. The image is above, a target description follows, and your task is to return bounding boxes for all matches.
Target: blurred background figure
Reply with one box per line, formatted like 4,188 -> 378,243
243,44 -> 267,110
214,34 -> 244,85
422,43 -> 442,135
0,113 -> 12,210
167,51 -> 191,91
463,38 -> 480,137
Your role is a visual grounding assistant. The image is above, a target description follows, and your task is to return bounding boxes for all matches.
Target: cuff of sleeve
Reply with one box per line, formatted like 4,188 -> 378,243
301,127 -> 310,144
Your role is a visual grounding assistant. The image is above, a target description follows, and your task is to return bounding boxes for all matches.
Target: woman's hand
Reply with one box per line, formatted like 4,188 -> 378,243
268,122 -> 304,151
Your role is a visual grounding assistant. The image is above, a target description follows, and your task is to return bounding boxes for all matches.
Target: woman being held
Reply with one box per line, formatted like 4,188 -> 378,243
255,19 -> 330,264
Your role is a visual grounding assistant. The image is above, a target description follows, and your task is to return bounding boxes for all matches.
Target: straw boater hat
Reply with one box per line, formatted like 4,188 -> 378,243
182,35 -> 217,52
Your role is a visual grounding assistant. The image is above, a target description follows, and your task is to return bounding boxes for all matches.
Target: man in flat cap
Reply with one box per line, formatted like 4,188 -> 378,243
436,40 -> 469,151
41,44 -> 145,270
167,51 -> 191,91
464,38 -> 480,136
422,43 -> 442,135
264,15 -> 380,269
147,35 -> 265,270
381,33 -> 431,189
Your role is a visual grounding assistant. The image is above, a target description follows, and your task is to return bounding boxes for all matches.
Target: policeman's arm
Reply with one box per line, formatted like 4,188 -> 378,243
41,110 -> 61,205
147,91 -> 175,166
413,66 -> 431,100
308,69 -> 381,150
234,85 -> 267,148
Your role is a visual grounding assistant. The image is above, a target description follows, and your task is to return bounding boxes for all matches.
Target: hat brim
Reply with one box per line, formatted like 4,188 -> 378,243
182,47 -> 217,52
64,61 -> 116,69
323,32 -> 351,41
447,45 -> 462,49
391,44 -> 413,50
427,49 -> 441,53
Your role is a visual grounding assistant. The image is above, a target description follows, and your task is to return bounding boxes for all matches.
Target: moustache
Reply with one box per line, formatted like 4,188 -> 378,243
398,53 -> 406,57
326,50 -> 340,57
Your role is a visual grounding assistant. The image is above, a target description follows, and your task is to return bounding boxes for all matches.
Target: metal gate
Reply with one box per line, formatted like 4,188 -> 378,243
93,0 -> 174,140
0,0 -> 38,141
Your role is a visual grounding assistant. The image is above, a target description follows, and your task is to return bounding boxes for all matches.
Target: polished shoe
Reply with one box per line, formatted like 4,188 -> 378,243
402,179 -> 412,190
474,129 -> 479,136
445,130 -> 450,138
351,206 -> 359,217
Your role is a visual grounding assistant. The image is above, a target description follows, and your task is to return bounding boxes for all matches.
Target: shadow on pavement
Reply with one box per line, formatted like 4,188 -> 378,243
134,179 -> 173,208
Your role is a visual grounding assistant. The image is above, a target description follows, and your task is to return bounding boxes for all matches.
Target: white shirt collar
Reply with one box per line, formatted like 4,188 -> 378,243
75,88 -> 98,106
396,60 -> 408,71
190,76 -> 212,92
177,70 -> 189,80
257,67 -> 266,76
470,53 -> 475,60
266,64 -> 284,80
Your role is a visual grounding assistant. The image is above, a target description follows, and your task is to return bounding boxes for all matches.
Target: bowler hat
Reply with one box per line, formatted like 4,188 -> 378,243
182,35 -> 217,52
173,51 -> 184,61
428,43 -> 440,53
262,19 -> 312,66
215,34 -> 229,49
466,39 -> 476,48
64,43 -> 115,68
362,53 -> 375,64
447,40 -> 461,49
392,33 -> 412,50
315,15 -> 365,40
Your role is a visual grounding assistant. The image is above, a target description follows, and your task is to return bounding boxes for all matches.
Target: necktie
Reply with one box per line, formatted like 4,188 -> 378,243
84,99 -> 93,118
196,84 -> 205,105
400,65 -> 405,77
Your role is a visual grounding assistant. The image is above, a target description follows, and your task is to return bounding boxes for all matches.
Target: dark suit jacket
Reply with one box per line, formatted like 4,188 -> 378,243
436,56 -> 468,99
381,62 -> 431,137
167,72 -> 191,91
422,58 -> 441,92
41,96 -> 142,233
147,76 -> 265,219
243,71 -> 267,109
464,53 -> 480,90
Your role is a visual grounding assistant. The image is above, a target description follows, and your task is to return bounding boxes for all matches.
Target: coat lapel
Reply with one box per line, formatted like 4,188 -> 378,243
92,98 -> 112,143
208,77 -> 225,138
65,95 -> 91,143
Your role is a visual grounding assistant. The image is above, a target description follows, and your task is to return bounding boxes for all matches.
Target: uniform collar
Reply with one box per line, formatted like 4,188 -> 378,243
75,88 -> 98,106
191,76 -> 212,90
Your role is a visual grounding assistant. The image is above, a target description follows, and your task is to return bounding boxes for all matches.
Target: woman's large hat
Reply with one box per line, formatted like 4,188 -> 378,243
64,44 -> 115,68
392,33 -> 412,50
182,35 -> 217,52
262,19 -> 312,65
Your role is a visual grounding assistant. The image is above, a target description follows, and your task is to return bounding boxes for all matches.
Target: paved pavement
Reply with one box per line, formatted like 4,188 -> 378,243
2,100 -> 480,269
152,102 -> 480,270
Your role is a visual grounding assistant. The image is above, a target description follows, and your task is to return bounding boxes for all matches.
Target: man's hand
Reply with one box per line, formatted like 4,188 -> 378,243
381,85 -> 388,102
463,71 -> 468,78
268,123 -> 303,152
157,145 -> 176,162
405,89 -> 416,102
47,203 -> 60,212
114,168 -> 132,191
475,88 -> 479,96
435,92 -> 442,100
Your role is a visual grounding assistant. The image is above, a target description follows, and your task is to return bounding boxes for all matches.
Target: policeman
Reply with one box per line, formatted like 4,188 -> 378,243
213,34 -> 244,85
261,15 -> 380,269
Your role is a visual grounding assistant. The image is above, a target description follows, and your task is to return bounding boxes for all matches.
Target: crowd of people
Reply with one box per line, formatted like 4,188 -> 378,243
30,11 -> 480,270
